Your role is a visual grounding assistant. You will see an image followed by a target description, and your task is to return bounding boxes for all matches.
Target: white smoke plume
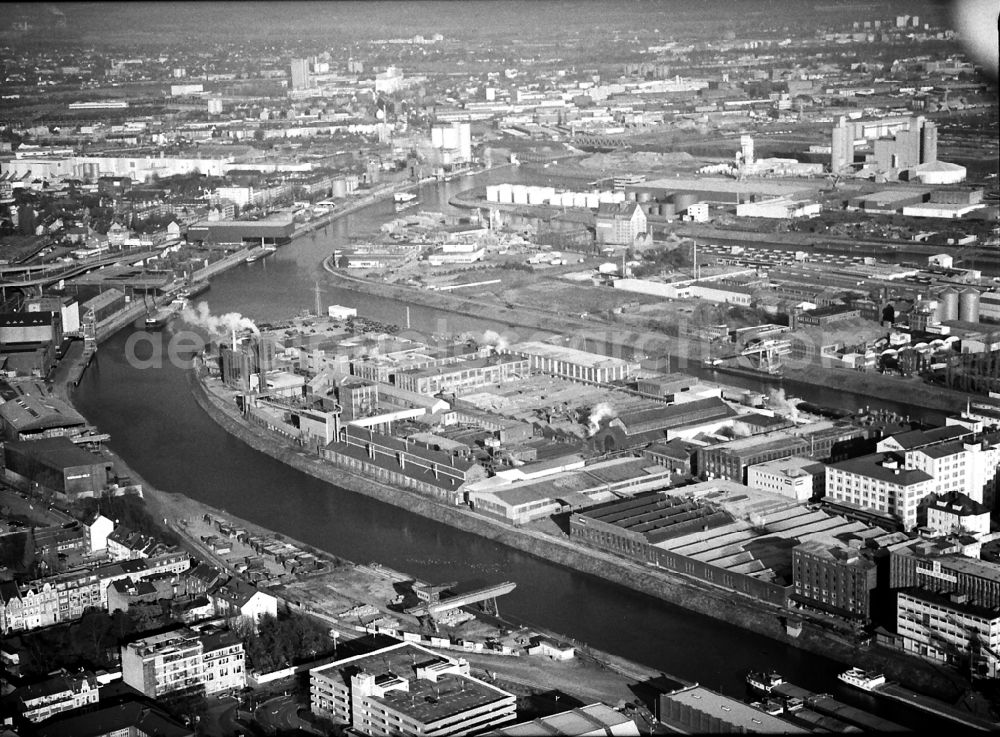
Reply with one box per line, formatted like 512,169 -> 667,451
768,388 -> 799,422
181,300 -> 259,335
587,402 -> 617,436
481,330 -> 510,352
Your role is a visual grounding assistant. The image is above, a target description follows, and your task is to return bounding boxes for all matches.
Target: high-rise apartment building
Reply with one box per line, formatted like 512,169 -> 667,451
122,624 -> 244,700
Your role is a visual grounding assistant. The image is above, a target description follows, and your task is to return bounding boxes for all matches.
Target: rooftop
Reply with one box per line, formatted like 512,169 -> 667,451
313,642 -> 512,726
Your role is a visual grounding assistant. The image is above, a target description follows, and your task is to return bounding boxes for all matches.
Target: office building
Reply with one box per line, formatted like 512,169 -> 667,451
310,641 -> 516,736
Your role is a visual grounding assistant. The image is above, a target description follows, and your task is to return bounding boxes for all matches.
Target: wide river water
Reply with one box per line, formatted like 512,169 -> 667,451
73,169 -> 951,727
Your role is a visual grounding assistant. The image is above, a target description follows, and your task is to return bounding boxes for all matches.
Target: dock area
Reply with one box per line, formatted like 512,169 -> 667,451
771,682 -> 907,733
874,682 -> 999,732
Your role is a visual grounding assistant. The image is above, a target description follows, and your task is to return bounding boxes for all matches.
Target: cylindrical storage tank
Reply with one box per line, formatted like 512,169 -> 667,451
331,178 -> 347,198
497,183 -> 513,203
511,185 -> 528,205
585,193 -> 599,209
527,186 -> 545,205
486,184 -> 500,202
659,203 -> 675,219
637,191 -> 652,203
572,193 -> 588,208
938,287 -> 959,322
959,288 -> 980,323
431,126 -> 444,148
612,191 -> 626,202
672,193 -> 697,213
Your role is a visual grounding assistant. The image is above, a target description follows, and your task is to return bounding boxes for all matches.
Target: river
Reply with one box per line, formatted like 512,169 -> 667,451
72,169 -> 954,728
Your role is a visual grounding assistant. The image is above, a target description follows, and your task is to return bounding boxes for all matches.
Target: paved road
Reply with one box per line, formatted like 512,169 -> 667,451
255,694 -> 322,735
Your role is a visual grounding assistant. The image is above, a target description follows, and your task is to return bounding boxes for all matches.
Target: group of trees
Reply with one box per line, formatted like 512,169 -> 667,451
12,610 -> 140,678
233,612 -> 332,674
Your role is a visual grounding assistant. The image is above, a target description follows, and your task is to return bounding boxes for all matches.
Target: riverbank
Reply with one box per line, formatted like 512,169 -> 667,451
186,364 -> 981,706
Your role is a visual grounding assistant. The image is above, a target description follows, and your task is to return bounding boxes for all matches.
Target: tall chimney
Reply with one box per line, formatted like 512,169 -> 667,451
232,329 -> 238,351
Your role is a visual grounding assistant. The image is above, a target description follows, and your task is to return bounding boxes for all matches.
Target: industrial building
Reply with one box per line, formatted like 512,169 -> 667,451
826,454 -> 932,530
657,685 -> 806,734
0,390 -> 88,441
746,456 -> 825,502
896,588 -> 1000,678
594,201 -> 647,246
504,342 -> 637,384
393,355 -> 530,396
310,641 -> 516,737
186,217 -> 295,246
791,540 -> 878,621
466,457 -> 674,526
488,703 -> 639,736
570,481 -> 886,609
3,436 -> 113,499
322,426 -> 486,503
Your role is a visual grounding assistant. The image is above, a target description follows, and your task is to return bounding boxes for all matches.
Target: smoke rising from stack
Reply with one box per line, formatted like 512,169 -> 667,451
587,402 -> 617,436
768,388 -> 800,422
481,330 -> 510,352
181,301 -> 259,335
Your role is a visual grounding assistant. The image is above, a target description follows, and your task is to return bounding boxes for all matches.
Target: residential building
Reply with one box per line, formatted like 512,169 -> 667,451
208,579 -> 278,626
8,671 -> 100,723
310,641 -> 516,736
0,551 -> 190,634
34,699 -> 193,737
922,491 -> 991,536
121,623 -> 244,699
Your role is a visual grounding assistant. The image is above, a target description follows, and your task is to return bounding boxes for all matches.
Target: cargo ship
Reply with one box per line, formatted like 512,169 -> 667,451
837,667 -> 886,692
746,670 -> 784,693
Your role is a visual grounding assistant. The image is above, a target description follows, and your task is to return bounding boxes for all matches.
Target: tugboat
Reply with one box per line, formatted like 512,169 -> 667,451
746,670 -> 784,693
837,667 -> 886,692
394,191 -> 418,211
